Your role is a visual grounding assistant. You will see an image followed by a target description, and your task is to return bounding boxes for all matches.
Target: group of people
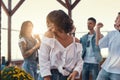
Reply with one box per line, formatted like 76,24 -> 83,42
18,10 -> 120,80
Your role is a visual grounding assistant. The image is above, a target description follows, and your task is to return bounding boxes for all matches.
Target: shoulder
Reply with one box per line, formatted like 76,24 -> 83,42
75,37 -> 80,43
74,37 -> 82,48
44,31 -> 54,38
42,34 -> 55,48
19,37 -> 26,44
108,30 -> 117,34
75,41 -> 83,51
18,37 -> 27,47
43,31 -> 55,43
105,30 -> 117,37
80,34 -> 88,42
80,34 -> 88,39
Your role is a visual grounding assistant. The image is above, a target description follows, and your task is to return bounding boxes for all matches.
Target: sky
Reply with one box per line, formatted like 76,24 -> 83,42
1,0 -> 120,60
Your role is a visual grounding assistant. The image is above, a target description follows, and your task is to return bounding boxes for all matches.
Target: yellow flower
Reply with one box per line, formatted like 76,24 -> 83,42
1,66 -> 34,80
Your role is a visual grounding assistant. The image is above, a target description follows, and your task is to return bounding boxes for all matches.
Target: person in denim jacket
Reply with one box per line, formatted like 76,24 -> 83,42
96,12 -> 120,80
80,17 -> 103,80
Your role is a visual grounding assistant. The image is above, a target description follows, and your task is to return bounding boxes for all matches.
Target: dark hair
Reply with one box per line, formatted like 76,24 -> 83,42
118,12 -> 120,15
47,10 -> 73,33
88,17 -> 96,23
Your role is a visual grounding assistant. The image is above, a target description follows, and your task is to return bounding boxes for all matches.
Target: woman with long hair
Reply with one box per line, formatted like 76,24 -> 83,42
39,10 -> 83,80
19,21 -> 40,80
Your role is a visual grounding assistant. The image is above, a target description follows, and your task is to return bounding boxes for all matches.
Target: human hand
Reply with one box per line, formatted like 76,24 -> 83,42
44,76 -> 51,80
48,23 -> 55,32
35,40 -> 40,49
58,66 -> 70,76
96,22 -> 104,29
34,34 -> 41,41
34,34 -> 41,48
67,71 -> 78,80
34,34 -> 39,38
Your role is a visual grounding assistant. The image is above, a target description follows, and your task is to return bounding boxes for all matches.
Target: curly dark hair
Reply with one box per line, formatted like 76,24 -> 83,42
47,10 -> 73,33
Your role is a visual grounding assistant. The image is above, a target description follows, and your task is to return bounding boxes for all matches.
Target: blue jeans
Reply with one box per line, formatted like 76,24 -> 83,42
82,63 -> 100,80
97,69 -> 120,80
38,69 -> 68,80
22,61 -> 38,80
51,69 -> 68,80
37,74 -> 44,80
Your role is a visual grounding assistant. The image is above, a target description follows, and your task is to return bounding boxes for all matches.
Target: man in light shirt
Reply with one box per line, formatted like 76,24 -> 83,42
96,12 -> 120,80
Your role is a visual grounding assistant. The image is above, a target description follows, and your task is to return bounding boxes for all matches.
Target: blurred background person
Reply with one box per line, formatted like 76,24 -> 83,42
18,21 -> 41,80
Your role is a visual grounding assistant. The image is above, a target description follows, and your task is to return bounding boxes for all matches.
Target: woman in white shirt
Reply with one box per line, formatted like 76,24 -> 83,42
39,10 -> 83,80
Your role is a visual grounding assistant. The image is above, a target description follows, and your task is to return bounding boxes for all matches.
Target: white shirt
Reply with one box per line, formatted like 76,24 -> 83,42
84,34 -> 98,64
99,30 -> 120,74
39,37 -> 83,78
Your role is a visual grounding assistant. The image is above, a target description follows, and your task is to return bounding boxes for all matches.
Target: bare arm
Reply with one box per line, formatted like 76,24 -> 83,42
34,34 -> 41,49
96,22 -> 104,46
19,39 -> 40,58
34,34 -> 41,43
44,76 -> 51,80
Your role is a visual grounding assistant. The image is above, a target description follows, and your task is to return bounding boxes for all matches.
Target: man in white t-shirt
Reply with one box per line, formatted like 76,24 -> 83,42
80,17 -> 103,80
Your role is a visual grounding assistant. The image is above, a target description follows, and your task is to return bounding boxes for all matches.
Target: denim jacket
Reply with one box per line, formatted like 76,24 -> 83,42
80,33 -> 102,63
